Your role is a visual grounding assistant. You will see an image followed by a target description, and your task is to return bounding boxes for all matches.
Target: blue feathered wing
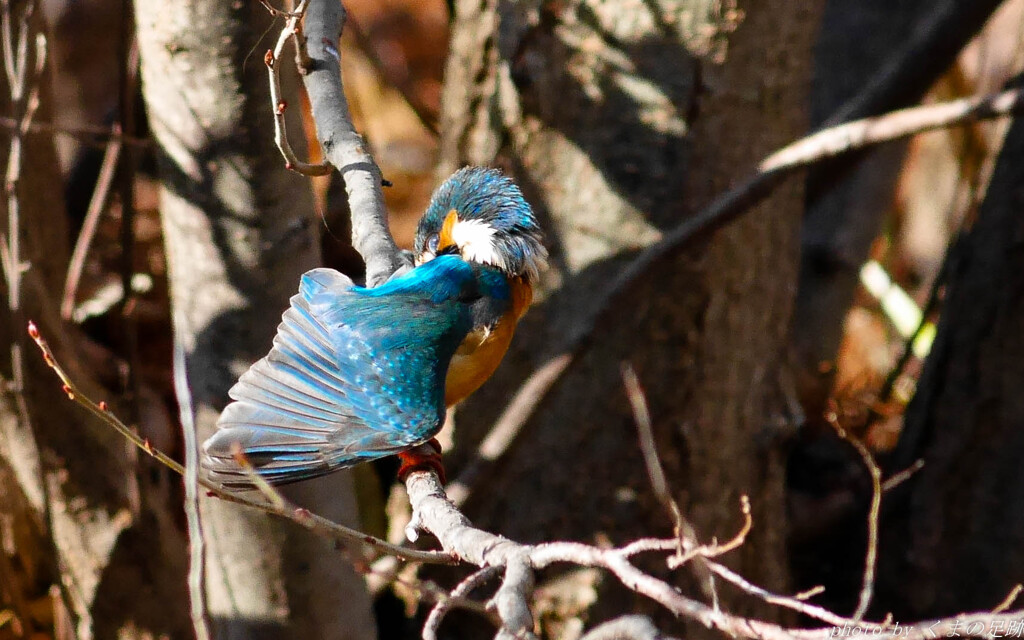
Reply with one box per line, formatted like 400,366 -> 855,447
202,267 -> 466,488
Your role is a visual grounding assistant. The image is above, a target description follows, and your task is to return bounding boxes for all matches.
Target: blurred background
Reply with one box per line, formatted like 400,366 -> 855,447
3,0 -> 1024,638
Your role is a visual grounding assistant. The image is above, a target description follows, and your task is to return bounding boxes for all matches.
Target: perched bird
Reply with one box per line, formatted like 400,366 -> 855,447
202,254 -> 511,487
413,166 -> 546,406
202,167 -> 545,488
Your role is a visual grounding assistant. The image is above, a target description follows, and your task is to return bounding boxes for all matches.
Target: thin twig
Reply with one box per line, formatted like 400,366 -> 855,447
993,584 -> 1023,614
826,408 -> 882,622
0,116 -> 151,146
620,363 -> 686,555
264,0 -> 331,176
258,0 -> 302,18
230,443 -> 287,512
881,459 -> 925,492
620,362 -> 723,608
60,126 -> 122,321
705,561 -> 869,628
794,585 -> 826,601
422,566 -> 501,640
26,322 -> 454,565
669,496 -> 751,568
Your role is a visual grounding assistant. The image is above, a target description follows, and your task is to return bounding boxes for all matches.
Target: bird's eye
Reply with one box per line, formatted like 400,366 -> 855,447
426,233 -> 440,253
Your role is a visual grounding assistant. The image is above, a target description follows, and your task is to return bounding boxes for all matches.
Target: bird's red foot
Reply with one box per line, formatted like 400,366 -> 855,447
397,438 -> 446,483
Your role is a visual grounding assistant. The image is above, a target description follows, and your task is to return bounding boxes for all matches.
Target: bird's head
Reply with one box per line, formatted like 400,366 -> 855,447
413,167 -> 546,282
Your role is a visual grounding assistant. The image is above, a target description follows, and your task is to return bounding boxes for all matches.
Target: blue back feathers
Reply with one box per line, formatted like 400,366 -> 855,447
356,253 -> 507,304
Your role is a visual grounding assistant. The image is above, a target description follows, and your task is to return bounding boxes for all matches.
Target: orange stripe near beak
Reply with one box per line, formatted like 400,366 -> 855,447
439,209 -> 459,252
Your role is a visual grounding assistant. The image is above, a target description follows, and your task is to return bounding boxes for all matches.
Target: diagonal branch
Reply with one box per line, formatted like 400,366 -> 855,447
460,85 -> 1024,498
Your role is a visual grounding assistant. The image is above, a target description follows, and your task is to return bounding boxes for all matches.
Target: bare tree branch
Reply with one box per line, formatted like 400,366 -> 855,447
993,585 -> 1023,615
264,0 -> 331,176
621,362 -> 720,607
579,615 -> 679,640
406,469 -> 1024,640
297,0 -> 402,286
422,566 -> 501,640
825,411 -> 882,622
0,116 -> 151,146
32,314 -> 1024,640
60,125 -> 121,321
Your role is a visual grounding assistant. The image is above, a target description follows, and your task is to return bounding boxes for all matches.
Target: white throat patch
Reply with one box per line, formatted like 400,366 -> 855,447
451,219 -> 504,269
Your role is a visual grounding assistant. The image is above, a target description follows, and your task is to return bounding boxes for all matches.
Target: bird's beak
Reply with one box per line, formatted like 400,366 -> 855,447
439,209 -> 459,251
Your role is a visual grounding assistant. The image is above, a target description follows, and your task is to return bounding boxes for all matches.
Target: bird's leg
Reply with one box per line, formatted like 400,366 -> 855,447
397,438 -> 446,484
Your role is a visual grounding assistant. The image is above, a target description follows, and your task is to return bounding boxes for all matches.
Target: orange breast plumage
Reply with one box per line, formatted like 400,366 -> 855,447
444,277 -> 533,406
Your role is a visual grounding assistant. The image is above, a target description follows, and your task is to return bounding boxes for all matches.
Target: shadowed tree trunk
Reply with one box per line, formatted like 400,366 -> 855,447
134,1 -> 375,638
875,115 -> 1024,619
438,0 -> 822,634
786,0 -> 1007,616
790,0 -> 1003,411
0,3 -> 193,638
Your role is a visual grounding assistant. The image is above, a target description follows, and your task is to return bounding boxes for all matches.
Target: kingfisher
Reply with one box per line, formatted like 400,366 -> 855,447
202,254 -> 510,486
202,167 -> 545,487
413,166 -> 546,407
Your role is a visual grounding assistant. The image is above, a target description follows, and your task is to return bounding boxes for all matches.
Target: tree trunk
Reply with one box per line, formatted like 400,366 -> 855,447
0,3 -> 191,638
439,0 -> 821,633
134,2 -> 375,638
875,116 -> 1024,619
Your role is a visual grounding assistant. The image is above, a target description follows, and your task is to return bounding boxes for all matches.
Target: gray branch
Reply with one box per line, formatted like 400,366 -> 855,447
405,470 -> 1024,640
579,616 -> 679,640
299,0 -> 402,286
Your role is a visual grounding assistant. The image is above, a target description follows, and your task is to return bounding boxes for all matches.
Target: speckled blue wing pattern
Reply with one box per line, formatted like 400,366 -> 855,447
202,264 -> 471,488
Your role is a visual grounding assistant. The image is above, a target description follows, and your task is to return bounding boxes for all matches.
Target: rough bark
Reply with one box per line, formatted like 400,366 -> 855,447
438,0 -> 821,633
133,2 -> 374,638
0,4 -> 191,638
875,116 -> 1024,619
